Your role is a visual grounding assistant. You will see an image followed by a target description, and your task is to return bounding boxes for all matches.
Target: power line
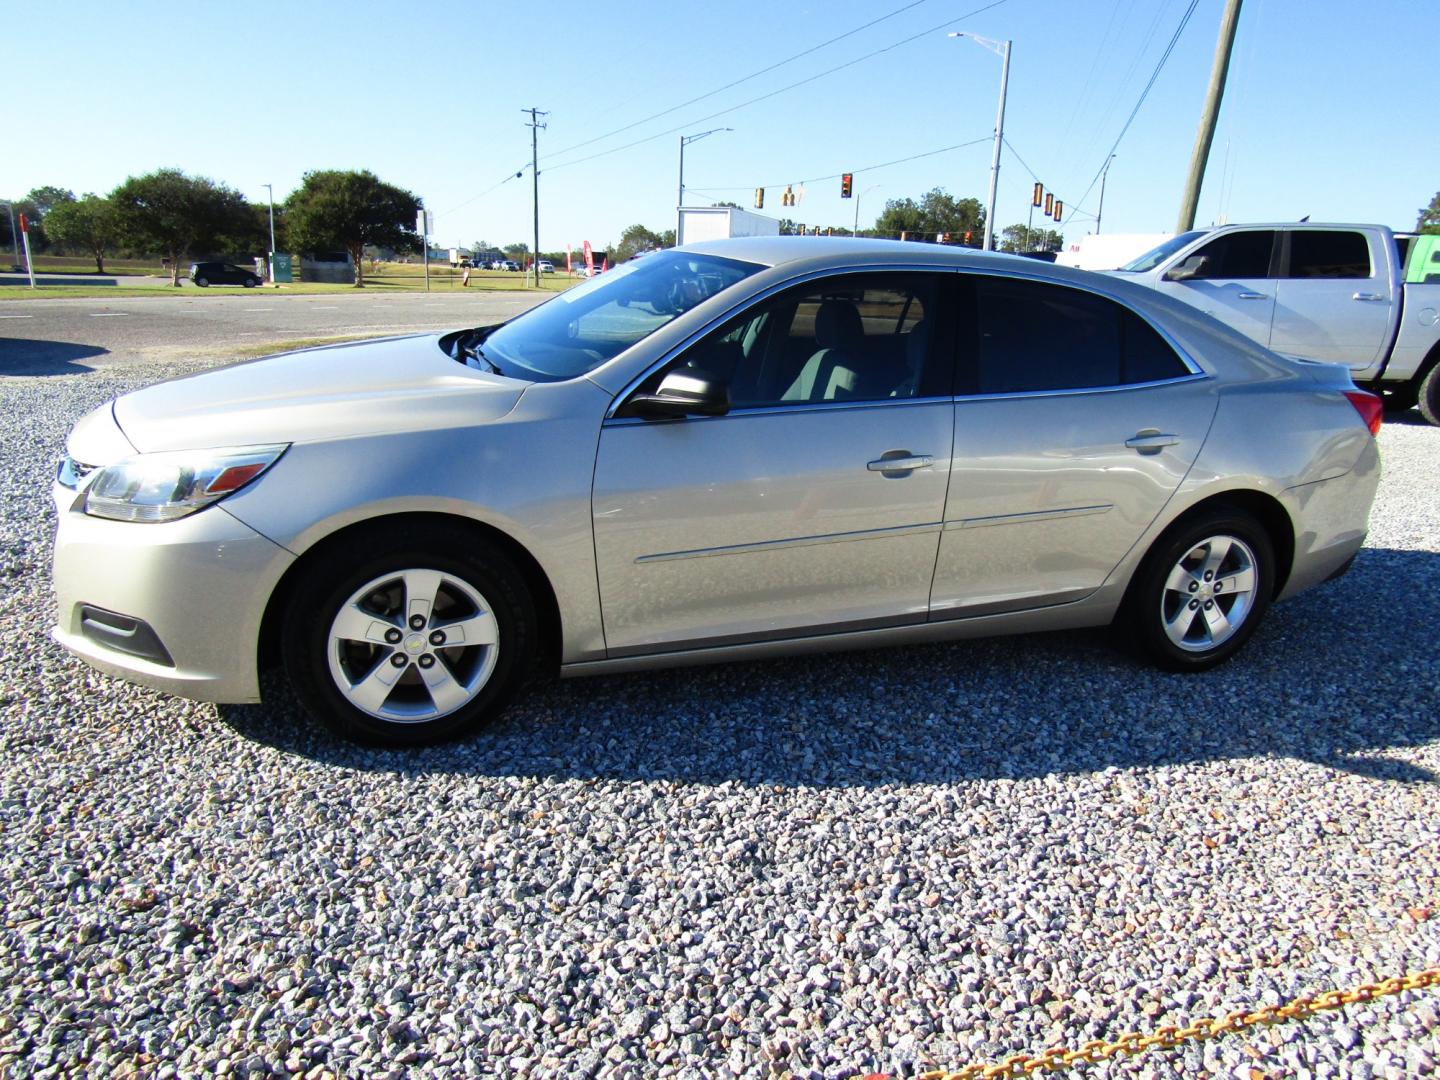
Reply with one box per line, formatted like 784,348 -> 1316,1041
542,0 -> 1010,175
541,0 -> 939,162
687,135 -> 993,195
440,167 -> 527,217
1063,0 -> 1199,225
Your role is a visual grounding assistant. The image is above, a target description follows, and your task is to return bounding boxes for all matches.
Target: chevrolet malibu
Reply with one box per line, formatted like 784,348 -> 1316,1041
52,238 -> 1382,745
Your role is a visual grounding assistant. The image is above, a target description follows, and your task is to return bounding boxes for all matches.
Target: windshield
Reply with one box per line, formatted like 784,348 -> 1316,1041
1116,231 -> 1208,273
480,250 -> 762,381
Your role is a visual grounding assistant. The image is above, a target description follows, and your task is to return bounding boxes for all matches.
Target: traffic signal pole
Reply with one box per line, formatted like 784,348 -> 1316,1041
1177,0 -> 1243,232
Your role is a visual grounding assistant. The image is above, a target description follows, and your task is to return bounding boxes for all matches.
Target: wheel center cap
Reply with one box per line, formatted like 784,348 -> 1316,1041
404,634 -> 426,654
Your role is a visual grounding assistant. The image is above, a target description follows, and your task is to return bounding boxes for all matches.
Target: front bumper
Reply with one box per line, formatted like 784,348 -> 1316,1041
51,484 -> 295,703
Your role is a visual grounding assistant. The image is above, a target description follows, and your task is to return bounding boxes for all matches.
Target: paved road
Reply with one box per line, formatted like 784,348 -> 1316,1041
0,291 -> 550,376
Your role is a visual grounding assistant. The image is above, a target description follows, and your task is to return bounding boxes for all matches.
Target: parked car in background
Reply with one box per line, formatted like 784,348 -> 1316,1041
537,260 -> 556,274
189,262 -> 262,288
1112,223 -> 1440,423
53,238 -> 1381,746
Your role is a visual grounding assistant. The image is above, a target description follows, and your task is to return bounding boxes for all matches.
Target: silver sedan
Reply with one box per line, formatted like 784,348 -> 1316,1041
52,238 -> 1383,745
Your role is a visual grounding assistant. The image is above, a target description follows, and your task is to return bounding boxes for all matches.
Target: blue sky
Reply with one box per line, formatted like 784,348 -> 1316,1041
6,0 -> 1436,253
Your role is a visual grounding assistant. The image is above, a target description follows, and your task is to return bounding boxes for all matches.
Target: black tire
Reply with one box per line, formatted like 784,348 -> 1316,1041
1121,508 -> 1275,672
281,525 -> 536,745
244,277 -> 259,288
195,277 -> 209,287
1418,364 -> 1440,427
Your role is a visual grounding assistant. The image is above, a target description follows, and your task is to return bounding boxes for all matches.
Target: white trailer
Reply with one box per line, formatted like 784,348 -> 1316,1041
678,207 -> 780,245
1054,233 -> 1172,271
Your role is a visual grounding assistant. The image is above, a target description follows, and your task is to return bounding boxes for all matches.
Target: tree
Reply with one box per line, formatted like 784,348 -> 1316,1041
999,224 -> 1064,254
43,195 -> 118,273
26,186 -> 76,217
614,223 -> 663,261
874,187 -> 985,241
110,169 -> 255,285
710,201 -> 741,210
1419,192 -> 1440,235
283,170 -> 421,287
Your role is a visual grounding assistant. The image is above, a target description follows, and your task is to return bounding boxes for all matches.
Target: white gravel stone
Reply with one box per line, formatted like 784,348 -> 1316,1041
0,361 -> 1437,1078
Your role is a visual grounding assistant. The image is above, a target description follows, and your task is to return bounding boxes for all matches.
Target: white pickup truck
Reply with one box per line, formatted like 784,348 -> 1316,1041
1109,224 -> 1440,424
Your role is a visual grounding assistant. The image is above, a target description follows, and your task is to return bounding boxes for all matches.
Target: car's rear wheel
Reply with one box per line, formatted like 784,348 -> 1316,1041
282,527 -> 535,745
1418,364 -> 1440,427
1123,509 -> 1274,671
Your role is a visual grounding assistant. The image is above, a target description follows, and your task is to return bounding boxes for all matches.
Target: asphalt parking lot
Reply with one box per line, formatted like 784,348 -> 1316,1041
0,291 -> 549,376
0,346 -> 1436,1077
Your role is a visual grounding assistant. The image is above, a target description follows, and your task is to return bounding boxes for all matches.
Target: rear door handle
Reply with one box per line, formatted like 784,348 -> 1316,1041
1236,291 -> 1268,300
1352,292 -> 1385,301
1125,433 -> 1179,454
867,453 -> 934,473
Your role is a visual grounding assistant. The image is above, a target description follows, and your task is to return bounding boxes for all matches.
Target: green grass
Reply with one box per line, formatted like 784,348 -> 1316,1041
0,265 -> 575,301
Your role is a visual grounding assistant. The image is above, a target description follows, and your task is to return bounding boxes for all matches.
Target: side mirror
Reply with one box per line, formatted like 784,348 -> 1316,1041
1163,254 -> 1210,282
623,371 -> 730,420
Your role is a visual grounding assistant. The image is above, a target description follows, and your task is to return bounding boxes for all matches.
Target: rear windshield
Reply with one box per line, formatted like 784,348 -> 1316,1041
1116,231 -> 1208,273
480,250 -> 762,382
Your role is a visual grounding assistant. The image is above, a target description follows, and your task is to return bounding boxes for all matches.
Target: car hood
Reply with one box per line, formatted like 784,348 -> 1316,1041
112,334 -> 528,453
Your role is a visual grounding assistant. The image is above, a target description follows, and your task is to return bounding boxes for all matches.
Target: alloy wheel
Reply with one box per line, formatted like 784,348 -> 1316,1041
1159,534 -> 1258,652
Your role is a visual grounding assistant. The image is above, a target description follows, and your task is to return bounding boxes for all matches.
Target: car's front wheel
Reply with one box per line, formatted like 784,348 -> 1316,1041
282,526 -> 536,745
1123,509 -> 1274,671
244,277 -> 259,288
1418,363 -> 1440,427
195,277 -> 209,287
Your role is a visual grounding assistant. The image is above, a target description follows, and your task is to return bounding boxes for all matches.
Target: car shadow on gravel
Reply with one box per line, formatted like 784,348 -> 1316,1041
0,338 -> 110,376
219,546 -> 1440,788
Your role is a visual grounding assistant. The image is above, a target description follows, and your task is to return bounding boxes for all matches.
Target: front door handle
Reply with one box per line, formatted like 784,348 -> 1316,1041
1236,291 -> 1268,300
1352,292 -> 1385,302
1125,432 -> 1179,454
867,453 -> 934,474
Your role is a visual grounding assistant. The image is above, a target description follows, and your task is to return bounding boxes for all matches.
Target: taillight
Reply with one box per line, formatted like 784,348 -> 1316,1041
1343,390 -> 1383,436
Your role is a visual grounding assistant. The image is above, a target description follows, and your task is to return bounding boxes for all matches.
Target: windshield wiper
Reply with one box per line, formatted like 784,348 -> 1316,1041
458,332 -> 503,375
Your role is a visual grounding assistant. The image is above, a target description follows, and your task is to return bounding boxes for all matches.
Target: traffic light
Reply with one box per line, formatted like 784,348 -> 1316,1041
1044,193 -> 1054,215
841,173 -> 853,198
782,185 -> 795,207
1032,182 -> 1044,207
963,230 -> 973,246
1053,200 -> 1063,221
938,232 -> 949,244
754,188 -> 764,209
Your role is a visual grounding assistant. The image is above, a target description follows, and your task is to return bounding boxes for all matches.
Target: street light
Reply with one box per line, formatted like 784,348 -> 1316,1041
854,184 -> 881,236
262,183 -> 277,282
949,31 -> 1011,252
677,127 -> 733,246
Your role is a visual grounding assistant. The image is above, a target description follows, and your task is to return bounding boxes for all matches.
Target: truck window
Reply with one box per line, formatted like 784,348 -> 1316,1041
1284,231 -> 1371,278
1187,230 -> 1275,279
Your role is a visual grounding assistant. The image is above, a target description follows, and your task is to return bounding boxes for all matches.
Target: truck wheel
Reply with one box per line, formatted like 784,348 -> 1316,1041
1419,364 -> 1440,426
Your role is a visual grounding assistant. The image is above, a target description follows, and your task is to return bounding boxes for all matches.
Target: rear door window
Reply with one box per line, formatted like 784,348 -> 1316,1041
970,279 -> 1190,394
1284,230 -> 1372,278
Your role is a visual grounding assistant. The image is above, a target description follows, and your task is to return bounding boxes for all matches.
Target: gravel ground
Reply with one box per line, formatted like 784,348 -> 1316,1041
1,360 -> 1437,1079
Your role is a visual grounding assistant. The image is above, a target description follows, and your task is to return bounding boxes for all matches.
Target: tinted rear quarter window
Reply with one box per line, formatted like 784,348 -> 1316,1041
1285,230 -> 1371,278
972,279 -> 1189,394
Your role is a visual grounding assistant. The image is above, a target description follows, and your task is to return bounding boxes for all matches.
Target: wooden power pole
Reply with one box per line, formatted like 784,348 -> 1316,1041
1176,0 -> 1243,232
523,107 -> 548,288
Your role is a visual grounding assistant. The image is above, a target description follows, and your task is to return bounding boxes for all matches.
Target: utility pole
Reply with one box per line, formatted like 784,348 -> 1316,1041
1096,156 -> 1115,235
677,128 -> 732,246
948,33 -> 1011,252
1177,0 -> 1243,232
523,107 -> 548,288
262,183 -> 276,282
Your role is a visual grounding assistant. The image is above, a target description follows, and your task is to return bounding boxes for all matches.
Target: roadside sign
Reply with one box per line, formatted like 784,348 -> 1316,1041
18,214 -> 28,233
271,253 -> 294,283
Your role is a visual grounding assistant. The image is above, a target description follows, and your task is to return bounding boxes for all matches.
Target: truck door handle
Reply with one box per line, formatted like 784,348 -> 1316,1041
867,453 -> 934,474
1125,433 -> 1179,454
1352,292 -> 1384,301
1236,291 -> 1268,300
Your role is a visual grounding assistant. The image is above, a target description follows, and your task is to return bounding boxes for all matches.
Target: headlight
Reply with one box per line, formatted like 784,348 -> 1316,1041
78,444 -> 288,523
